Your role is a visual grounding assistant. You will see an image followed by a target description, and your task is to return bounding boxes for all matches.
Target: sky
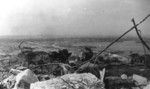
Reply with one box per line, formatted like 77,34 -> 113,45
0,0 -> 150,37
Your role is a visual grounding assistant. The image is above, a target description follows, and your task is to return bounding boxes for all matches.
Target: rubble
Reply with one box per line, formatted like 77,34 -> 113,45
13,69 -> 39,89
2,68 -> 104,89
1,47 -> 150,89
1,26 -> 150,89
132,74 -> 148,86
30,73 -> 104,89
2,75 -> 16,89
9,68 -> 22,75
105,76 -> 135,89
121,74 -> 128,80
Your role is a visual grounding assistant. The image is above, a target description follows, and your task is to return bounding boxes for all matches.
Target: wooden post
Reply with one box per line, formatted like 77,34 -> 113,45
132,18 -> 150,67
132,18 -> 150,51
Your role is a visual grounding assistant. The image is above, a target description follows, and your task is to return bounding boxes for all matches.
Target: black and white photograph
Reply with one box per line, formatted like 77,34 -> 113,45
0,0 -> 150,89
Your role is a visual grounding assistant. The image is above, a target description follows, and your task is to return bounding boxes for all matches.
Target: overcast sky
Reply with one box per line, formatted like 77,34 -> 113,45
0,0 -> 150,37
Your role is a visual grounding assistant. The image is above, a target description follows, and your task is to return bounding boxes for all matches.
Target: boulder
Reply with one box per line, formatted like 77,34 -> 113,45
12,69 -> 39,89
30,73 -> 104,89
121,74 -> 128,80
2,75 -> 16,89
3,68 -> 105,89
132,74 -> 148,86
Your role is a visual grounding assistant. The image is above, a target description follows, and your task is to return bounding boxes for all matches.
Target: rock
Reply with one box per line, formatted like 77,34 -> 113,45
2,75 -> 16,89
2,68 -> 38,89
9,68 -> 22,75
30,73 -> 104,89
143,83 -> 150,89
121,74 -> 128,80
13,69 -> 39,89
132,74 -> 148,86
3,68 -> 105,89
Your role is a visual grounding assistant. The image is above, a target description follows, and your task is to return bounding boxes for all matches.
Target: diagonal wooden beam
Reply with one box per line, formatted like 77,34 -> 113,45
132,18 -> 150,51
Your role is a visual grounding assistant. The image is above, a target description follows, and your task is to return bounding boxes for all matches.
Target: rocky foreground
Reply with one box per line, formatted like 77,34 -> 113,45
1,68 -> 105,89
2,66 -> 150,89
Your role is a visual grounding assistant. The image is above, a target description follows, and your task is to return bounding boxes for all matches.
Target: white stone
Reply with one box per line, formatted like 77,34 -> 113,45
121,74 -> 128,80
132,74 -> 148,86
143,83 -> 150,89
30,73 -> 104,89
13,69 -> 39,89
2,75 -> 16,89
9,68 -> 22,75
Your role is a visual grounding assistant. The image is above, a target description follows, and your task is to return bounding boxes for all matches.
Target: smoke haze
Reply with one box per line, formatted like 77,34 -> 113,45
0,0 -> 150,37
